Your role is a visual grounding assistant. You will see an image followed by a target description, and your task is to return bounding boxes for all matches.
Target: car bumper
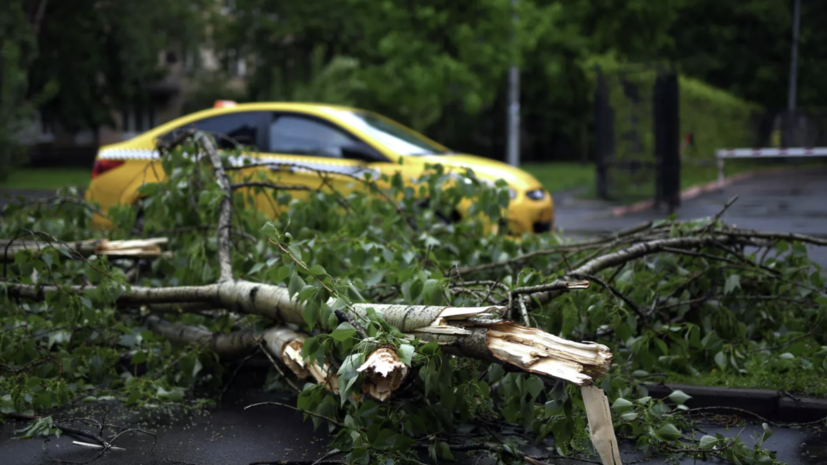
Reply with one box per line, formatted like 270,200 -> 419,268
508,193 -> 555,236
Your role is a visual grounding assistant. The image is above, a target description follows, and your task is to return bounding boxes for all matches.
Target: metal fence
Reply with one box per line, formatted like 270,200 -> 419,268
593,64 -> 681,211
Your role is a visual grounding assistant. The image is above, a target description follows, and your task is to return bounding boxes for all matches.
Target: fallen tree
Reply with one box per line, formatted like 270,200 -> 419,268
1,237 -> 170,262
2,133 -> 825,465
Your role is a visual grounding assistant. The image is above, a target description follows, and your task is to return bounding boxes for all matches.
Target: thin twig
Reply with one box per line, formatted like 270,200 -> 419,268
244,402 -> 350,429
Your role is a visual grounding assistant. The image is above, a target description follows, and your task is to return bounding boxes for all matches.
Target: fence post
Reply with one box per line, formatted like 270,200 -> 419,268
653,70 -> 681,213
594,66 -> 612,200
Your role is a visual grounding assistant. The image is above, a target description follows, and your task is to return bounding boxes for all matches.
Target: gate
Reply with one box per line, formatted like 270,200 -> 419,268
594,65 -> 681,212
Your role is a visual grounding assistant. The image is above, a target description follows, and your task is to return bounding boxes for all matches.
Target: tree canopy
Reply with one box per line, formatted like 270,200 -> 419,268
4,0 -> 826,164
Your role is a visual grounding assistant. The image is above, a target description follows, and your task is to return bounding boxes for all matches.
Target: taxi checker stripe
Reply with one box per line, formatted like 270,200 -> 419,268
97,149 -> 380,179
98,148 -> 161,160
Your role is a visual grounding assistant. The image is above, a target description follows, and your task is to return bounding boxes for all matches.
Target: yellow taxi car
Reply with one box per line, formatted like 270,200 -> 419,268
85,102 -> 554,235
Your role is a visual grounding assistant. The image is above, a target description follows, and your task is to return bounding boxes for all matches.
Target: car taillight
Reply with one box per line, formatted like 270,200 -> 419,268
91,160 -> 125,179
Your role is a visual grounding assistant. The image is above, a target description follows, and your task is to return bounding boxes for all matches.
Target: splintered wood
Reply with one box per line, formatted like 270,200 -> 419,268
357,347 -> 409,401
1,237 -> 170,262
262,328 -> 409,401
582,386 -> 623,465
262,327 -> 339,393
484,323 -> 612,386
408,306 -> 612,387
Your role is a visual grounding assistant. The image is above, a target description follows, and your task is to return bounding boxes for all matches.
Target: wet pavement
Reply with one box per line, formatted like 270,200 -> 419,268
0,189 -> 54,209
1,387 -> 825,465
554,168 -> 827,268
1,389 -> 333,465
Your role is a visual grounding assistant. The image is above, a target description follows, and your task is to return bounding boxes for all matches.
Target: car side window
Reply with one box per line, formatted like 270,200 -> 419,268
168,112 -> 264,150
269,114 -> 356,158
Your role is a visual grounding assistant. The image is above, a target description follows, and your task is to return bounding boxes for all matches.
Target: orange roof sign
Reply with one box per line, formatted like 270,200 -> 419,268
214,100 -> 238,108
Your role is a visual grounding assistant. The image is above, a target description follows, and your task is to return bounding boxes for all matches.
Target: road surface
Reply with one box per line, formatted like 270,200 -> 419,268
554,168 -> 827,268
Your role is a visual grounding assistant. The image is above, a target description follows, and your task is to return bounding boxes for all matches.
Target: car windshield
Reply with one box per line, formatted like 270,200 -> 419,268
332,110 -> 451,156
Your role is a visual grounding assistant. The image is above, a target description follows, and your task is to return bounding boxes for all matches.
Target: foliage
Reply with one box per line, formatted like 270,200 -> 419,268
2,137 -> 826,464
667,0 -> 827,111
0,1 -> 56,181
12,0 -> 827,166
24,0 -> 212,131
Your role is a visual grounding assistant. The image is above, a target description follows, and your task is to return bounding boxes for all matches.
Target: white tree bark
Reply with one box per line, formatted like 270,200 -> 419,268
1,238 -> 170,262
9,280 -> 612,386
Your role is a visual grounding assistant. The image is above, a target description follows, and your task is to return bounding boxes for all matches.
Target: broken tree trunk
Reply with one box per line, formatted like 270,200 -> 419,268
1,237 -> 170,262
145,316 -> 409,400
10,281 -> 612,387
146,316 -> 343,392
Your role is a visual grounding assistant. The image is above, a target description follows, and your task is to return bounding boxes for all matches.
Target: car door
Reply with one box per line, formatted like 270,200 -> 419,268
166,111 -> 269,152
134,111 -> 268,203
254,112 -> 391,210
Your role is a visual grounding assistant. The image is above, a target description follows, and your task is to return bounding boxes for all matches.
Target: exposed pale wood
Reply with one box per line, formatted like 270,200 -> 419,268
1,238 -> 170,262
357,347 -> 409,401
581,386 -> 622,465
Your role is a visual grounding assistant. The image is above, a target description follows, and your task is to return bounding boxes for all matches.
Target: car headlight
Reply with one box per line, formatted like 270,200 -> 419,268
526,189 -> 546,201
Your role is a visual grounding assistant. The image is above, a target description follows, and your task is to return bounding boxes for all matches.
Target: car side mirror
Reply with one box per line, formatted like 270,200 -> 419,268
340,141 -> 386,163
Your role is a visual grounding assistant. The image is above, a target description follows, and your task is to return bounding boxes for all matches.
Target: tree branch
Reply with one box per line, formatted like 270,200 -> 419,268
194,132 -> 233,282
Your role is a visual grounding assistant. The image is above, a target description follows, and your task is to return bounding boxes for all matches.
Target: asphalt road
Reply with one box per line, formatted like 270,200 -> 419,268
554,168 -> 827,268
2,387 -> 824,465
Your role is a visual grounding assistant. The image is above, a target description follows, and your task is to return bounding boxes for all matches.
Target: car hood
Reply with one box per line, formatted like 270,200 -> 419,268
403,154 -> 544,192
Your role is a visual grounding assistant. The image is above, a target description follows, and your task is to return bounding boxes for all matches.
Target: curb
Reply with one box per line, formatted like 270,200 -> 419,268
608,167 -> 799,218
645,383 -> 827,423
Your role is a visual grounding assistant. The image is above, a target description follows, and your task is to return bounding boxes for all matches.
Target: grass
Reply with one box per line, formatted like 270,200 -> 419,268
665,368 -> 827,399
0,167 -> 91,191
524,158 -> 827,204
521,162 -> 595,194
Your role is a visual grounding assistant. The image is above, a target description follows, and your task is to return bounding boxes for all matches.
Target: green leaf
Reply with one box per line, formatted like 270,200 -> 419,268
330,322 -> 356,342
131,350 -> 148,365
276,265 -> 291,283
156,386 -> 185,402
372,429 -> 400,450
438,441 -> 455,460
668,390 -> 692,405
419,341 -> 439,356
488,364 -> 505,384
611,398 -> 634,414
655,423 -> 682,442
397,344 -> 414,366
287,244 -> 303,262
288,274 -> 306,298
620,411 -> 638,421
525,376 -> 544,399
308,265 -> 326,276
714,351 -> 727,371
699,435 -> 717,449
761,423 -> 773,442
349,447 -> 370,465
724,274 -> 741,294
248,262 -> 264,275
